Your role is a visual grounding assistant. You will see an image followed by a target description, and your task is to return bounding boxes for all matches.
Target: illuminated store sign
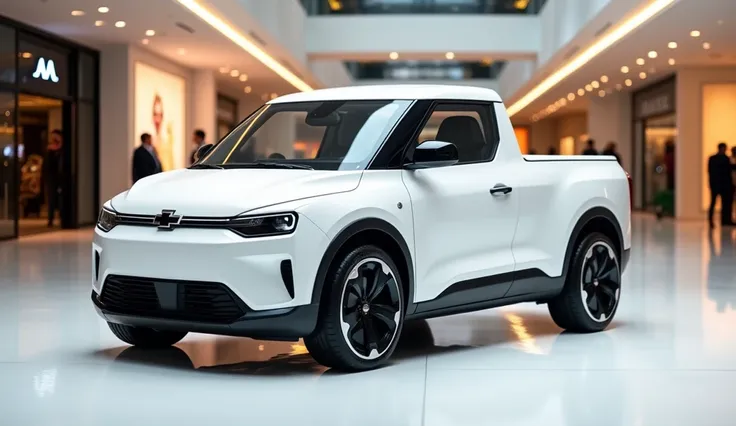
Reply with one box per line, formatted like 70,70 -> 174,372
32,57 -> 60,83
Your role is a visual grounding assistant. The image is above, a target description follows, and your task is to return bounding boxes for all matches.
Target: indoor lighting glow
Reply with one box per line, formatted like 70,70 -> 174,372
219,67 -> 229,74
690,30 -> 701,37
577,88 -> 585,96
95,20 -> 105,27
114,21 -> 126,28
445,52 -> 455,60
146,29 -> 156,36
636,58 -> 645,65
230,69 -> 240,77
175,0 -> 313,92
585,84 -> 593,92
178,48 -> 187,55
598,90 -> 606,97
244,86 -> 252,93
567,93 -> 575,101
142,39 -> 150,45
270,93 -> 278,99
559,98 -> 567,106
668,58 -> 676,65
239,74 -> 248,82
648,50 -> 658,58
703,42 -> 711,50
505,0 -> 675,117
625,79 -> 633,86
389,52 -> 399,60
591,80 -> 600,88
71,10 -> 85,16
639,72 -> 647,79
21,52 -> 32,59
668,41 -> 677,49
601,75 -> 609,83
616,84 -> 623,90
98,6 -> 109,13
621,65 -> 629,73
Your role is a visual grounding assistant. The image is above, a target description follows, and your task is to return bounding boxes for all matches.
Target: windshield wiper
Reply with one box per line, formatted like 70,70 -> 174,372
223,162 -> 314,170
189,163 -> 224,170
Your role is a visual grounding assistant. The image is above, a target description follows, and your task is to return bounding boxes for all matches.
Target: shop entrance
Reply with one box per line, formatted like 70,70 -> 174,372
643,114 -> 676,212
17,94 -> 66,236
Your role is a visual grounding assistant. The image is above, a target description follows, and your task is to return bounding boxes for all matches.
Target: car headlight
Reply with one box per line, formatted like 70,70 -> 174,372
97,208 -> 118,232
228,212 -> 297,237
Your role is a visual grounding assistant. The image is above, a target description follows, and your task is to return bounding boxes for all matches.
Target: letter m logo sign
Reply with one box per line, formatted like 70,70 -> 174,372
32,57 -> 60,83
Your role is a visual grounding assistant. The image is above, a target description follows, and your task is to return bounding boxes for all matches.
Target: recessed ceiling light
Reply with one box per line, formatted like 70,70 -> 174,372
142,39 -> 150,45
690,30 -> 701,37
600,75 -> 609,83
668,58 -> 676,65
703,42 -> 711,50
95,20 -> 105,27
177,48 -> 187,55
244,86 -> 252,93
114,21 -> 126,28
230,69 -> 240,77
145,30 -> 156,36
598,90 -> 606,97
567,93 -> 575,101
98,6 -> 109,13
577,88 -> 585,96
559,98 -> 567,107
621,65 -> 629,73
591,80 -> 600,88
445,52 -> 455,60
625,79 -> 633,86
636,58 -> 645,65
239,74 -> 248,82
648,50 -> 658,58
270,93 -> 278,99
71,10 -> 85,16
219,67 -> 229,74
668,41 -> 677,49
389,52 -> 399,60
639,72 -> 647,79
585,84 -> 593,92
21,52 -> 32,59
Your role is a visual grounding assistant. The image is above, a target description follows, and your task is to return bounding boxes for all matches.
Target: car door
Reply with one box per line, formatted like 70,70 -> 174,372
401,102 -> 519,305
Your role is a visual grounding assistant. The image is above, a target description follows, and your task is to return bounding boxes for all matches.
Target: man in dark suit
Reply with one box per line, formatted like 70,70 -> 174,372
189,129 -> 206,165
708,142 -> 736,228
132,133 -> 162,184
582,139 -> 598,155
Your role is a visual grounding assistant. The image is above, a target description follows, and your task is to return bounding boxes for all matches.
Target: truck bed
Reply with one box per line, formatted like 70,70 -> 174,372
523,155 -> 618,162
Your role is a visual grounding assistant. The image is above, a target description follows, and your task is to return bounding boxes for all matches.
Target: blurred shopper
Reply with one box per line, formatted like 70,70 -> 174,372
132,133 -> 162,184
582,139 -> 598,155
44,129 -> 63,227
547,146 -> 558,155
189,129 -> 207,165
664,140 -> 675,191
602,141 -> 622,165
707,142 -> 736,228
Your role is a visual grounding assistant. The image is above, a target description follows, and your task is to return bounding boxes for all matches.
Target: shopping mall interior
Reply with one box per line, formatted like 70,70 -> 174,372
1,0 -> 736,423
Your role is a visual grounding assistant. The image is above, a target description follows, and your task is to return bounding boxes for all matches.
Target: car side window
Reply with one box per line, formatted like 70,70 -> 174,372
415,103 -> 497,164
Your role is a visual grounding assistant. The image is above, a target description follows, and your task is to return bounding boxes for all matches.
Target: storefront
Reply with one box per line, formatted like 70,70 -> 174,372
217,94 -> 238,140
0,16 -> 99,240
632,76 -> 676,211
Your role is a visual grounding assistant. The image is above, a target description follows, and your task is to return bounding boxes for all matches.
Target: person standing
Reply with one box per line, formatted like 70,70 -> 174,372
602,141 -> 622,165
582,139 -> 598,155
707,142 -> 736,228
44,129 -> 63,227
189,129 -> 207,165
132,133 -> 162,184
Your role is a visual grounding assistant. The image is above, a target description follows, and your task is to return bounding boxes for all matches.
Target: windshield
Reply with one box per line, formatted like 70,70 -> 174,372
199,100 -> 413,171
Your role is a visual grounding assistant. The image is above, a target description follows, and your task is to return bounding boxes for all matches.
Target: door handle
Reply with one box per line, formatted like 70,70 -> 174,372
490,184 -> 512,196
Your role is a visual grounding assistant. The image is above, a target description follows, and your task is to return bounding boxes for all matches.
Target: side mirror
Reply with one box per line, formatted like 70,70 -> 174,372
193,143 -> 214,163
404,141 -> 459,169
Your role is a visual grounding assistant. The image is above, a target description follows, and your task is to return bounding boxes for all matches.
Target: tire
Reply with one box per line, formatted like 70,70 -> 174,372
107,322 -> 187,348
305,245 -> 405,372
548,232 -> 621,333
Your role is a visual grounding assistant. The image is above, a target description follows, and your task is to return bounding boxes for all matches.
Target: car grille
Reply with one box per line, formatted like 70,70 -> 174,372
100,275 -> 247,324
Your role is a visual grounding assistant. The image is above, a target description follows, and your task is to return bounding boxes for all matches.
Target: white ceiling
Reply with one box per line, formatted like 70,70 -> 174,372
0,0 -> 311,101
512,0 -> 736,123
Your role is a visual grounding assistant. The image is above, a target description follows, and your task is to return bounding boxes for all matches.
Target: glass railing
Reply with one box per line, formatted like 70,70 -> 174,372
301,0 -> 548,15
346,61 -> 506,80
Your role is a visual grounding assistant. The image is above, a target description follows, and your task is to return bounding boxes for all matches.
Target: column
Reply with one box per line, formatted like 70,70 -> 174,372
191,70 -> 217,144
587,91 -> 633,172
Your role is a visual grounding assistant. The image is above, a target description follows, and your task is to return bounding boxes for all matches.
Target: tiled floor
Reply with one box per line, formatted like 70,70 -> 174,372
1,214 -> 735,425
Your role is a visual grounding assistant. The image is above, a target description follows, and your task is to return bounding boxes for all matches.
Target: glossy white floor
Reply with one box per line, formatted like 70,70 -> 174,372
1,214 -> 735,425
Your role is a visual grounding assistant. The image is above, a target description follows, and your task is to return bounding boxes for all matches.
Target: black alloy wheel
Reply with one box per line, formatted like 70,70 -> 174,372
580,241 -> 621,322
340,258 -> 402,360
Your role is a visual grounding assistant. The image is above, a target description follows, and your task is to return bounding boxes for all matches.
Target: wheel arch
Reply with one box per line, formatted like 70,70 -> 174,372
562,207 -> 624,279
311,218 -> 415,313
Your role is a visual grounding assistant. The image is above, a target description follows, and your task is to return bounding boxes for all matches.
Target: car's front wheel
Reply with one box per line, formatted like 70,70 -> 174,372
305,245 -> 404,372
548,232 -> 622,332
107,323 -> 187,348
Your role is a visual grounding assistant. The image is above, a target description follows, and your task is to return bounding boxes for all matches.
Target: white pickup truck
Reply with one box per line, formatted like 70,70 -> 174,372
92,85 -> 632,371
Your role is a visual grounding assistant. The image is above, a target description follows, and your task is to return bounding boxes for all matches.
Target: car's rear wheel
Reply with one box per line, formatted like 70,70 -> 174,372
305,245 -> 404,372
107,322 -> 187,348
548,232 -> 621,332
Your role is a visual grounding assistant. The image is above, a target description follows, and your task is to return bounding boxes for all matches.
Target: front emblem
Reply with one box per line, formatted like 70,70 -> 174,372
153,209 -> 182,230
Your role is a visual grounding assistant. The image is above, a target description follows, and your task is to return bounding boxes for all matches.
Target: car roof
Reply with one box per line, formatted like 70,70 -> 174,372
268,84 -> 503,104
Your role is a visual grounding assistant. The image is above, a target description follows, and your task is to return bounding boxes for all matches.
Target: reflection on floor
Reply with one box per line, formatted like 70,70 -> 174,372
1,215 -> 736,425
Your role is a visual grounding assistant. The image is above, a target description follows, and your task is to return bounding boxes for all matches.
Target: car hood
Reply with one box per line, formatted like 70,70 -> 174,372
110,168 -> 362,216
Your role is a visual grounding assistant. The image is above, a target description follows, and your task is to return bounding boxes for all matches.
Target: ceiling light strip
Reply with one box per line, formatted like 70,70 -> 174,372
175,0 -> 313,92
507,0 -> 675,117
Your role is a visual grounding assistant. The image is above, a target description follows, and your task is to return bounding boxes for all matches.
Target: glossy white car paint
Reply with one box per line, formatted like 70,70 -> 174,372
94,84 -> 630,319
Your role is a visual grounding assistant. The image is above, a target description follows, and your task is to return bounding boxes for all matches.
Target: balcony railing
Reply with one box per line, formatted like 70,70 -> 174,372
347,61 -> 506,80
302,0 -> 548,15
